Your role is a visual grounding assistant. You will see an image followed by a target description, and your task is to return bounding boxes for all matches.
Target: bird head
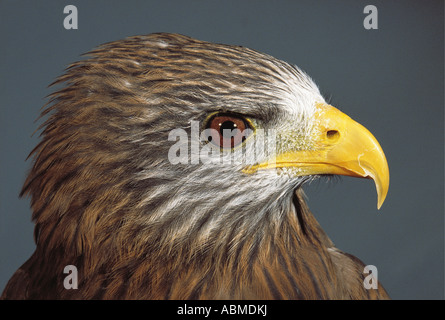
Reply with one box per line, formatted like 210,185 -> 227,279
22,34 -> 389,295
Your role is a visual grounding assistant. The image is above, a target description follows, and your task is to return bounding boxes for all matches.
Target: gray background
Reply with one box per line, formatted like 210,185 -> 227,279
0,0 -> 443,299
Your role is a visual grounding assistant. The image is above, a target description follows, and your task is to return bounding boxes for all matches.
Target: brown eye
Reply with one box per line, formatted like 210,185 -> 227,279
206,114 -> 253,149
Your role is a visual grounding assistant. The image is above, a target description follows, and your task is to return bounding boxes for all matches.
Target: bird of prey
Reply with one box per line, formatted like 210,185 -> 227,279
2,33 -> 389,300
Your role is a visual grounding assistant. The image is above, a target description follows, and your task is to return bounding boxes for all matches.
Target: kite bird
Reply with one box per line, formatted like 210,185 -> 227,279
2,33 -> 390,300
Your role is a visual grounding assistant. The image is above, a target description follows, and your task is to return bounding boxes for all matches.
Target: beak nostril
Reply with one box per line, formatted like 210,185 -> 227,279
327,130 -> 340,140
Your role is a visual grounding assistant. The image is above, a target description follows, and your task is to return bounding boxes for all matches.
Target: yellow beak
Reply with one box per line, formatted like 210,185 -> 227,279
244,103 -> 389,209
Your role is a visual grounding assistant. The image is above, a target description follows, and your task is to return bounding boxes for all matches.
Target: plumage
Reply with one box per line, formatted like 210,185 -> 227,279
1,33 -> 389,300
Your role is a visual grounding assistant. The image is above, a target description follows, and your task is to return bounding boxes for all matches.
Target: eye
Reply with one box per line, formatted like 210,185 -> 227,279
205,113 -> 253,149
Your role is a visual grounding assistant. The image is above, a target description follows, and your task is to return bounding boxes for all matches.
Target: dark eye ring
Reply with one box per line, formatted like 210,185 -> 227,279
205,113 -> 253,149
